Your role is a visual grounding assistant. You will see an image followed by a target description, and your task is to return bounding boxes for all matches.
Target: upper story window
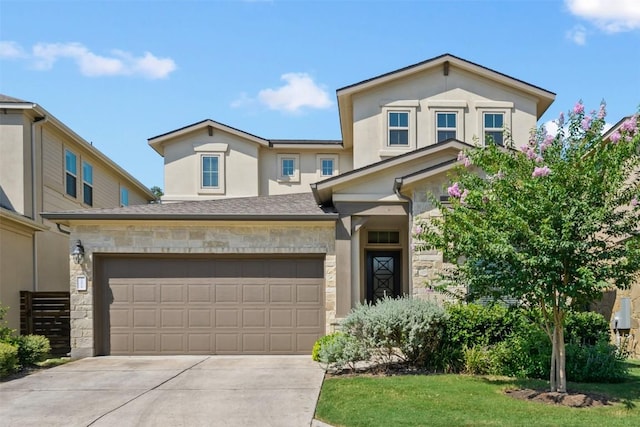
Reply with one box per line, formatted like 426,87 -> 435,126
321,159 -> 334,176
202,155 -> 220,188
277,154 -> 300,182
64,149 -> 77,198
436,112 -> 457,142
120,186 -> 129,207
484,112 -> 504,146
82,161 -> 93,206
388,111 -> 409,146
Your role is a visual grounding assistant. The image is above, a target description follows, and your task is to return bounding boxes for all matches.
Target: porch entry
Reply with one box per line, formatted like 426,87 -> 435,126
365,250 -> 401,304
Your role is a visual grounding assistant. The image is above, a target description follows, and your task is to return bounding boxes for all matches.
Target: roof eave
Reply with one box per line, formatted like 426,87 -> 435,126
41,213 -> 338,222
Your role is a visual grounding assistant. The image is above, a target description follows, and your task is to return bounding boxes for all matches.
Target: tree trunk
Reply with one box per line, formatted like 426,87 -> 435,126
549,309 -> 567,393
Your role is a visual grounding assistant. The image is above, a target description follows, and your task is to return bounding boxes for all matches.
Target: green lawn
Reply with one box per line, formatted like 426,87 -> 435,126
315,360 -> 640,427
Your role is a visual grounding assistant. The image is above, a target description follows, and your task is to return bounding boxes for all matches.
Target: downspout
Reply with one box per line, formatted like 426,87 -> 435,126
394,178 -> 414,295
31,115 -> 48,291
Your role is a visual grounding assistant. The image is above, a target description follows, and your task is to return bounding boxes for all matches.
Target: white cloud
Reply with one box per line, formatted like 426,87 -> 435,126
256,73 -> 333,113
566,25 -> 587,45
0,41 -> 26,59
1,41 -> 176,79
566,0 -> 640,32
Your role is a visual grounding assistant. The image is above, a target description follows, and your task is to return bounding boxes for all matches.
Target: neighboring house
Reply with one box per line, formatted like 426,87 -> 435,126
43,53 -> 559,358
0,94 -> 155,331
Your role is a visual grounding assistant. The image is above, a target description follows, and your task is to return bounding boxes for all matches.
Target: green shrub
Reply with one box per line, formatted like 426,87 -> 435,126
341,296 -> 447,367
565,341 -> 628,383
312,332 -> 344,362
14,335 -> 51,367
463,346 -> 499,375
317,332 -> 370,369
565,311 -> 610,346
0,304 -> 15,341
0,341 -> 19,377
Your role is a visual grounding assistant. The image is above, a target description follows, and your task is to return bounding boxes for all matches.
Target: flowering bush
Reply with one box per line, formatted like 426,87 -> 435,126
415,102 -> 640,392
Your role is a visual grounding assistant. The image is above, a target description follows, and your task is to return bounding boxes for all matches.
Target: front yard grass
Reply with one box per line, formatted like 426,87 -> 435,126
315,360 -> 640,427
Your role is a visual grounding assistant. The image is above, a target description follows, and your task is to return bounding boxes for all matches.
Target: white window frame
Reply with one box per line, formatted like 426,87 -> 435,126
483,112 -> 506,146
201,154 -> 221,189
387,111 -> 410,146
426,101 -> 467,146
316,154 -> 339,178
475,101 -> 513,147
277,153 -> 300,182
64,149 -> 77,198
194,144 -> 227,196
435,111 -> 458,143
379,100 -> 418,155
82,161 -> 93,206
120,186 -> 129,207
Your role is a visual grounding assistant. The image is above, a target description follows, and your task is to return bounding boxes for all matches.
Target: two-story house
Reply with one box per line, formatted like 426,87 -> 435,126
0,94 -> 155,330
43,54 -> 558,358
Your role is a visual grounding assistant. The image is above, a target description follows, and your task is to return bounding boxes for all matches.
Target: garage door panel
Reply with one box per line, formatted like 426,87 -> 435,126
242,334 -> 266,352
161,309 -> 185,328
215,285 -> 239,303
103,257 -> 324,355
269,284 -> 293,303
242,309 -> 267,327
160,285 -> 184,303
270,309 -> 294,328
189,309 -> 212,327
270,334 -> 293,352
188,284 -> 212,303
215,309 -> 240,327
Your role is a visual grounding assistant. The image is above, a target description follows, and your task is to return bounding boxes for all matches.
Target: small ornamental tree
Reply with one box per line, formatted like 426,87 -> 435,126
416,102 -> 640,392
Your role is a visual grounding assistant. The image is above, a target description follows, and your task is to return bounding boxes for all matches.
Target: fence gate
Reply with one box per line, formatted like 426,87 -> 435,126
20,291 -> 71,356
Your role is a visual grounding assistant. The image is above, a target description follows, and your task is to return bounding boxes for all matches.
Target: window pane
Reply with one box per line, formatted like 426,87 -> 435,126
437,130 -> 456,142
485,131 -> 504,146
437,113 -> 455,128
398,112 -> 408,127
389,112 -> 399,127
120,187 -> 129,206
83,184 -> 92,206
485,113 -> 504,128
321,159 -> 333,176
66,174 -> 76,197
494,113 -> 503,128
389,111 -> 408,127
389,129 -> 409,145
282,158 -> 295,176
65,150 -> 77,174
202,156 -> 219,188
82,162 -> 93,184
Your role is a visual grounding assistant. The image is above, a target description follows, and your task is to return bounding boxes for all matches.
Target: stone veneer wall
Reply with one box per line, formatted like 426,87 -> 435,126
68,221 -> 336,358
410,180 -> 465,304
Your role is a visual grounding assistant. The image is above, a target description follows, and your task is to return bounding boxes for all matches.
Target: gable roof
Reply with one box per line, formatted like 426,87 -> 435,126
336,54 -> 556,148
311,139 -> 472,205
41,192 -> 337,224
0,94 -> 154,201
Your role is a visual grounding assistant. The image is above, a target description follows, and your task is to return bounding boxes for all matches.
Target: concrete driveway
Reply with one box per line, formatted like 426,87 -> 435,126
0,355 -> 326,427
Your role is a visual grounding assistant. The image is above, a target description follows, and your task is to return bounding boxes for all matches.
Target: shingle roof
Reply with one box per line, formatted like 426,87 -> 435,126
41,192 -> 337,222
0,94 -> 30,103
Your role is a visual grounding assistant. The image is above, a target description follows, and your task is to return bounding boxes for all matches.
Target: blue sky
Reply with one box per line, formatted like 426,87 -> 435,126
1,0 -> 639,189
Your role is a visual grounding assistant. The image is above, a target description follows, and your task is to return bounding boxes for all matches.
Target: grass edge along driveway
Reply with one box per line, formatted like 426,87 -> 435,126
315,360 -> 640,427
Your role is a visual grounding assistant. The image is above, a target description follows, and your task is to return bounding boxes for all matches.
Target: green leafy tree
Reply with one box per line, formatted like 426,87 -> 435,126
416,102 -> 640,392
150,185 -> 163,202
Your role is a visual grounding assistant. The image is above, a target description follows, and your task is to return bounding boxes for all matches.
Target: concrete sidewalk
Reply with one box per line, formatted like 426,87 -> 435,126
0,355 -> 325,427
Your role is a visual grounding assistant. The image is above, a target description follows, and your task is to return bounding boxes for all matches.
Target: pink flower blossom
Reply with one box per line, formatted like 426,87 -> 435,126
621,117 -> 637,133
447,182 -> 462,198
632,197 -> 638,207
527,149 -> 537,160
460,189 -> 469,204
557,112 -> 565,128
535,156 -> 544,163
413,225 -> 423,234
573,101 -> 584,115
597,102 -> 606,119
610,131 -> 621,144
581,117 -> 591,131
540,134 -> 554,152
457,151 -> 471,167
532,166 -> 551,178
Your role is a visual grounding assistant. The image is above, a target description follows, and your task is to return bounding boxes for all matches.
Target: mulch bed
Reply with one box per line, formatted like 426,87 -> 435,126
505,388 -> 614,408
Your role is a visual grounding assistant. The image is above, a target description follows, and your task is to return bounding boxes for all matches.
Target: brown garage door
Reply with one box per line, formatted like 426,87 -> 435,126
95,256 -> 325,355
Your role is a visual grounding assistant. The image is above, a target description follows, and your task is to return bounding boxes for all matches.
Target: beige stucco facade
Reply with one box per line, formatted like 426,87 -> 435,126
0,97 -> 154,330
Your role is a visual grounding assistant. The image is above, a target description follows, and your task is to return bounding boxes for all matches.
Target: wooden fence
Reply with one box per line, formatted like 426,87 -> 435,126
20,291 -> 71,356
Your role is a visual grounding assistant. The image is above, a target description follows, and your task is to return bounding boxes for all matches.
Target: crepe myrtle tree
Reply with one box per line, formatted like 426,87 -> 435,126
415,102 -> 640,393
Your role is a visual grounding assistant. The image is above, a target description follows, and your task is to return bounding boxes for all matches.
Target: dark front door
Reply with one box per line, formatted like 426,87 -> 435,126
366,251 -> 401,304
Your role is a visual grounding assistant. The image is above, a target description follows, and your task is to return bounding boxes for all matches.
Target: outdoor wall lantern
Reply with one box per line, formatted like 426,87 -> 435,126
71,240 -> 85,265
